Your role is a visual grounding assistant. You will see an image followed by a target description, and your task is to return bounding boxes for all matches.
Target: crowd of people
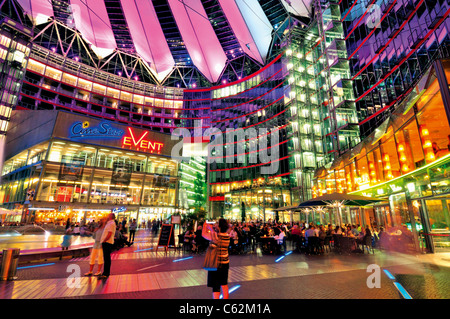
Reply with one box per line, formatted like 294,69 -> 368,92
179,219 -> 417,255
182,220 -> 292,255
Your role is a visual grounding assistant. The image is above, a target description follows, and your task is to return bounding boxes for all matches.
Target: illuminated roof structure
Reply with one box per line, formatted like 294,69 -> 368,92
14,0 -> 313,87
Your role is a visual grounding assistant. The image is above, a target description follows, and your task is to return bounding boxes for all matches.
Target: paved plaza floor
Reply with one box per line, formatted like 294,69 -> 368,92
0,230 -> 449,302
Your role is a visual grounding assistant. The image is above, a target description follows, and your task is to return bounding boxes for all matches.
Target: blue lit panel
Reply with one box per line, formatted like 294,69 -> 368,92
234,0 -> 273,63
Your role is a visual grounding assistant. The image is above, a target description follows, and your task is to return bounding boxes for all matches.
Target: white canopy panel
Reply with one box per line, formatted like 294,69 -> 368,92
120,0 -> 175,82
70,0 -> 117,59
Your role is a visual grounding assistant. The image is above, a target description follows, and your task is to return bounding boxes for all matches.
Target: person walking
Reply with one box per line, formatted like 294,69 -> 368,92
202,219 -> 231,299
99,212 -> 116,279
85,218 -> 105,276
61,228 -> 72,250
129,218 -> 137,243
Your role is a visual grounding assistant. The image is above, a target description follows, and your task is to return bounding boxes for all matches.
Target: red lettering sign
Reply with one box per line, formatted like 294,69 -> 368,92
122,128 -> 164,154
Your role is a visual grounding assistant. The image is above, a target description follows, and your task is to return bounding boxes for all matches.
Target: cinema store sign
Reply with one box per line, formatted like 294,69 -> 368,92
70,121 -> 125,139
68,121 -> 164,154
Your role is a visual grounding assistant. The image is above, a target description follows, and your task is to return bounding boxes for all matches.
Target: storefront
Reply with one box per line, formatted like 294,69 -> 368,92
313,60 -> 450,253
0,110 -> 185,225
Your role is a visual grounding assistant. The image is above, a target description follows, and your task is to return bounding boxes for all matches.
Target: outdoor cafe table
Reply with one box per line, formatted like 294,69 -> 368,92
259,236 -> 277,254
333,235 -> 358,254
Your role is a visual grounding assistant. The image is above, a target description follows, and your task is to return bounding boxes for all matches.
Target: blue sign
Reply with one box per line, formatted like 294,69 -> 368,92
69,121 -> 125,140
113,207 -> 127,214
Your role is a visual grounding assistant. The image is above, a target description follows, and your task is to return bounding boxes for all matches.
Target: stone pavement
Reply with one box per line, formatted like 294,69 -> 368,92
0,230 -> 449,300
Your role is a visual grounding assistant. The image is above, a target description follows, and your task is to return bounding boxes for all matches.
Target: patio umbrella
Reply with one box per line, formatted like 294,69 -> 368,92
296,193 -> 384,226
273,206 -> 301,224
296,192 -> 383,208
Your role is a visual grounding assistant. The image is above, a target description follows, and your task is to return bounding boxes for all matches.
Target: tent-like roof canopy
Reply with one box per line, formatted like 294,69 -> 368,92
16,0 -> 313,84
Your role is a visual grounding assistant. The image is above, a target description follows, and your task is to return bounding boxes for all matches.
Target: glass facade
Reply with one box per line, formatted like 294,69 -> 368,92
184,54 -> 292,220
341,0 -> 450,137
313,60 -> 450,252
0,111 -> 181,225
0,18 -> 32,135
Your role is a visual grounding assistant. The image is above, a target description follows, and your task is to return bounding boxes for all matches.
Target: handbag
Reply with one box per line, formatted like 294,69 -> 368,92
203,242 -> 219,271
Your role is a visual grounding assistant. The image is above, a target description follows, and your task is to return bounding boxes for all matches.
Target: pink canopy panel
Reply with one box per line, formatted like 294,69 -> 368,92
16,0 -> 54,25
70,0 -> 117,58
218,0 -> 264,65
168,0 -> 227,83
120,0 -> 175,82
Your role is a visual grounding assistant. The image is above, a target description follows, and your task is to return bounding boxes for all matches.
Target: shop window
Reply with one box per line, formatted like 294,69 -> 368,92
355,148 -> 369,189
400,119 -> 425,169
366,150 -> 380,185
380,130 -> 400,179
335,168 -> 345,193
395,124 -> 415,174
388,193 -> 411,228
416,81 -> 450,162
424,199 -> 450,232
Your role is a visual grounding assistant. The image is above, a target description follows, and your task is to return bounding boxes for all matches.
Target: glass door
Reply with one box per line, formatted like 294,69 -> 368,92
373,205 -> 390,229
423,198 -> 450,252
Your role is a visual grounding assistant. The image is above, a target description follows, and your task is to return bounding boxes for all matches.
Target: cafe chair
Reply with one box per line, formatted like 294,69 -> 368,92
322,236 -> 332,253
307,237 -> 320,255
332,234 -> 343,253
362,235 -> 374,254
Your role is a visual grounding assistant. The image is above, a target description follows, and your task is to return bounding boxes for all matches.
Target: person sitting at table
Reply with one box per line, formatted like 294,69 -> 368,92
192,225 -> 206,253
305,225 -> 318,254
183,228 -> 194,250
229,225 -> 239,254
318,225 -> 326,253
326,224 -> 334,236
345,225 -> 354,237
275,228 -> 286,252
305,225 -> 317,241
360,227 -> 373,250
351,225 -> 359,237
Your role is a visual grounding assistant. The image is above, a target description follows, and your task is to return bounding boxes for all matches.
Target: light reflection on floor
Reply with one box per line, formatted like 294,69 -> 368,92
0,234 -> 94,251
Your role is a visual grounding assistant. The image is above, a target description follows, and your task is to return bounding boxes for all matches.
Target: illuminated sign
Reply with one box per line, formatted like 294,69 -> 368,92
69,121 -> 124,140
122,128 -> 164,154
113,207 -> 127,213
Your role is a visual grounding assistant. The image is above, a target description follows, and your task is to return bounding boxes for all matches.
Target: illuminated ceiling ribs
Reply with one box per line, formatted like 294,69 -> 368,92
3,0 -> 313,87
120,0 -> 175,82
168,0 -> 227,83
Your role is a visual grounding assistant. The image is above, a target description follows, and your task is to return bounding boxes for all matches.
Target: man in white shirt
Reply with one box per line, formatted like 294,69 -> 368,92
99,212 -> 116,279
